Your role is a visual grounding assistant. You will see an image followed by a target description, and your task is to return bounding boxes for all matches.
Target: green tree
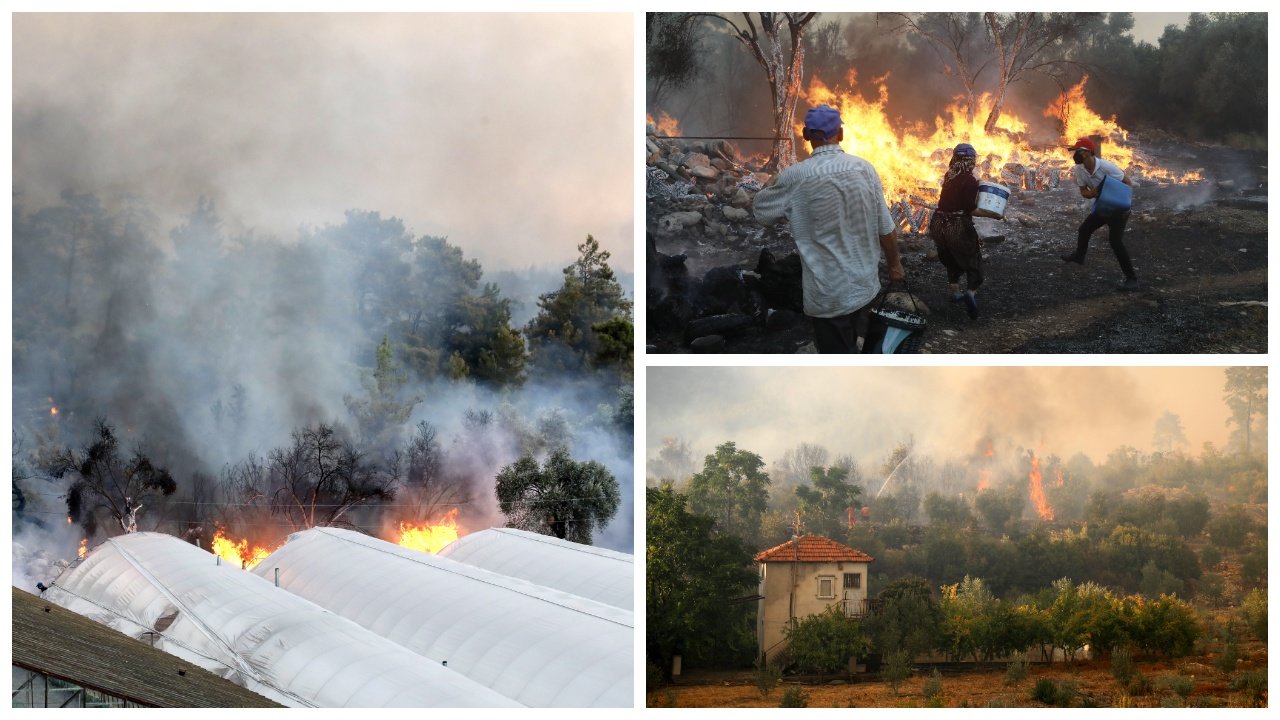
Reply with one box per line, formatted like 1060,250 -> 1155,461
786,605 -> 870,675
1130,594 -> 1201,658
1206,505 -> 1253,549
924,491 -> 973,527
646,484 -> 757,680
495,446 -> 620,544
868,576 -> 941,658
795,464 -> 863,539
344,336 -> 419,454
524,235 -> 632,374
686,441 -> 771,541
591,315 -> 634,382
1238,588 -> 1266,642
975,485 -> 1024,535
1223,367 -> 1266,455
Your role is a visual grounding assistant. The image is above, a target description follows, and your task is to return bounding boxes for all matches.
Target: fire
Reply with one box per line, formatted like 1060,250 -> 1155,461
976,437 -> 994,492
798,71 -> 1199,214
1053,466 -> 1065,488
211,529 -> 272,570
1027,450 -> 1054,521
50,407 -> 59,416
647,111 -> 681,138
77,539 -> 87,558
66,515 -> 72,525
397,508 -> 462,554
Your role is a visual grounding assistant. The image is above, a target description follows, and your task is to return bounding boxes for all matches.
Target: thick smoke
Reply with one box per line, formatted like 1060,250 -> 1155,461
646,366 -> 1233,483
12,14 -> 636,585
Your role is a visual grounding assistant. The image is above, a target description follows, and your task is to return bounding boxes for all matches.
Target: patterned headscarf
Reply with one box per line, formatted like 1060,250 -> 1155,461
943,153 -> 977,185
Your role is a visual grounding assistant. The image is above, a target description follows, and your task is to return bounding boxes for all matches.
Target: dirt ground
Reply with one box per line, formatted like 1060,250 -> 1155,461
648,644 -> 1268,708
647,143 -> 1266,354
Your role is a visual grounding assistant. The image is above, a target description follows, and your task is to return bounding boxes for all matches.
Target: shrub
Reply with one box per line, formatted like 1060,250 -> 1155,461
881,649 -> 912,696
786,606 -> 869,675
1215,636 -> 1239,673
1161,674 -> 1194,699
1199,544 -> 1222,568
922,668 -> 943,705
1110,647 -> 1135,685
755,661 -> 782,698
1004,656 -> 1029,686
1229,669 -> 1266,707
779,686 -> 808,708
1159,694 -> 1185,708
1238,588 -> 1267,641
1031,678 -> 1062,705
1127,672 -> 1152,696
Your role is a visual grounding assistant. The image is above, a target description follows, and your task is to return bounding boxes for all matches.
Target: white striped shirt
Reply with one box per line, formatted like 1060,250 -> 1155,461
753,144 -> 896,318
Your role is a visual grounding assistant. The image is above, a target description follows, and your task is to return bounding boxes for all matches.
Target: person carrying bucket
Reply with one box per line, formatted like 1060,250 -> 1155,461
1060,137 -> 1140,291
928,143 -> 1004,319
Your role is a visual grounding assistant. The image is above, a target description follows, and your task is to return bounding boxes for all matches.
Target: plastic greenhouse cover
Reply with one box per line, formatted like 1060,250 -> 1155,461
254,527 -> 633,707
438,527 -> 633,610
45,532 -> 521,708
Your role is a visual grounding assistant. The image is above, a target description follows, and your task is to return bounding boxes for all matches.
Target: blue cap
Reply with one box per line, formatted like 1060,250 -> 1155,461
953,143 -> 976,159
804,105 -> 842,140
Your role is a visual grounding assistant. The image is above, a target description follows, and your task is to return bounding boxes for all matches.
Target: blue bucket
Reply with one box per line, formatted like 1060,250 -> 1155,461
1093,175 -> 1132,214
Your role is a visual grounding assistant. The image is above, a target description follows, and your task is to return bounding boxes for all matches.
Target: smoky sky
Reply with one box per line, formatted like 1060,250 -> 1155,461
647,366 -> 1239,473
12,12 -> 633,272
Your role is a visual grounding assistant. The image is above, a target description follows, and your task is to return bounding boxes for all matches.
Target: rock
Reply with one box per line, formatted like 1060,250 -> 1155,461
982,234 -> 1005,244
646,139 -> 660,156
660,211 -> 703,232
1021,197 -> 1036,207
722,207 -> 752,223
881,291 -> 929,316
689,335 -> 725,353
731,188 -> 752,207
688,165 -> 719,180
682,152 -> 712,169
795,341 -> 817,353
1014,213 -> 1040,228
686,313 -> 753,340
710,158 -> 731,172
704,220 -> 728,237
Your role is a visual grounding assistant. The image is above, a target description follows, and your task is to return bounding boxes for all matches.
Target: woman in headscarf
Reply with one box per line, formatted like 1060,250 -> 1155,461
928,143 -> 1003,319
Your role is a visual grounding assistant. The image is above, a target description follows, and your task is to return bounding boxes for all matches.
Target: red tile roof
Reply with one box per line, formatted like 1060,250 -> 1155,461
754,535 -> 875,563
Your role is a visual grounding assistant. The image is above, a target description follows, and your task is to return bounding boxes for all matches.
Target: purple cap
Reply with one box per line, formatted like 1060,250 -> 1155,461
804,105 -> 842,140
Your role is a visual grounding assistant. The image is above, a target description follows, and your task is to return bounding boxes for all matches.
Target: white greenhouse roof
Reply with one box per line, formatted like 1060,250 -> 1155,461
44,532 -> 520,708
438,527 -> 634,611
253,527 -> 633,708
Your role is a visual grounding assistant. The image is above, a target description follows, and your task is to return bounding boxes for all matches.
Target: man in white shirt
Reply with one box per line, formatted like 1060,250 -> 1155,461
753,104 -> 904,353
1060,137 -> 1140,291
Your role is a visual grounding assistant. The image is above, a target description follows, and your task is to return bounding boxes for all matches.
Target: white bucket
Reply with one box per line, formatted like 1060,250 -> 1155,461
976,181 -> 1010,216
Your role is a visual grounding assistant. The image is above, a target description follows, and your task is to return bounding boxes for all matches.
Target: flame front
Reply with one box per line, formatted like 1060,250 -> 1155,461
398,508 -> 462,554
211,530 -> 272,570
799,72 -> 1199,208
647,111 -> 681,138
1028,450 -> 1054,521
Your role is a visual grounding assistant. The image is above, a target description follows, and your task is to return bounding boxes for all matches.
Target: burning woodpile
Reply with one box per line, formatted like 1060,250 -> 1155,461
646,74 -> 1220,354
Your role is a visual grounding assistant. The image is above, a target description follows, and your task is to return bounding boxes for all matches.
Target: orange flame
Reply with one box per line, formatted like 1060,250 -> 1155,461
50,407 -> 59,416
1053,466 -> 1065,488
1028,451 -> 1054,521
211,529 -> 272,570
794,73 -> 1199,213
397,508 -> 462,554
977,438 -> 994,492
66,515 -> 73,525
77,539 -> 87,558
647,111 -> 681,138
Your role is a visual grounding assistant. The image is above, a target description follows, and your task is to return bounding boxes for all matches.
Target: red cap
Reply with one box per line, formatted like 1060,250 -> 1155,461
1067,137 -> 1096,154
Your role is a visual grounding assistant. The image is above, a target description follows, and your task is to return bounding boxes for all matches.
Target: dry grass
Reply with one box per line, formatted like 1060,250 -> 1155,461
648,644 -> 1267,708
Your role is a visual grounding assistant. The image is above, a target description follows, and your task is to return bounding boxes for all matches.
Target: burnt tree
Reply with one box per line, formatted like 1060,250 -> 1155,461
58,418 -> 177,537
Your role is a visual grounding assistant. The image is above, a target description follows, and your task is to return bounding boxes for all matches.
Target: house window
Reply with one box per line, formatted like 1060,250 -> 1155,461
844,572 -> 861,590
817,576 -> 836,599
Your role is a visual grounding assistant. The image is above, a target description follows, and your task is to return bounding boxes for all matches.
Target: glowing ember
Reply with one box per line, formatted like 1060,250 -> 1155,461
397,508 -> 462,554
647,111 -> 681,138
66,515 -> 72,525
50,407 -> 59,416
1027,450 -> 1054,521
77,539 -> 87,558
211,530 -> 272,570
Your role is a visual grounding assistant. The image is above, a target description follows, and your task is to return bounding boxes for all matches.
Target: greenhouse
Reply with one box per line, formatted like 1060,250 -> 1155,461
254,527 -> 633,707
43,533 -> 520,708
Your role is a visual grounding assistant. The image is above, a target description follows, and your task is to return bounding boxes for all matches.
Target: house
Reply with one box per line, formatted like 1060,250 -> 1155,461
754,534 -> 874,665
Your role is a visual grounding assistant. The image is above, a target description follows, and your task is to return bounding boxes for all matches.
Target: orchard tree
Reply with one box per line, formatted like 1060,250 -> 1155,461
495,446 -> 620,545
647,484 -> 757,678
686,441 -> 771,541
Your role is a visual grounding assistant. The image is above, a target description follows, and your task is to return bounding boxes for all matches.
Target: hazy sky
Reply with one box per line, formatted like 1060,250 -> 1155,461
1129,12 -> 1191,44
648,366 -> 1241,471
12,13 -> 633,272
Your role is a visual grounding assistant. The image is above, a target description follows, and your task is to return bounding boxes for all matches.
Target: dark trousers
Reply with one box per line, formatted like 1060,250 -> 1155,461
1075,210 -> 1136,279
810,304 -> 871,354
